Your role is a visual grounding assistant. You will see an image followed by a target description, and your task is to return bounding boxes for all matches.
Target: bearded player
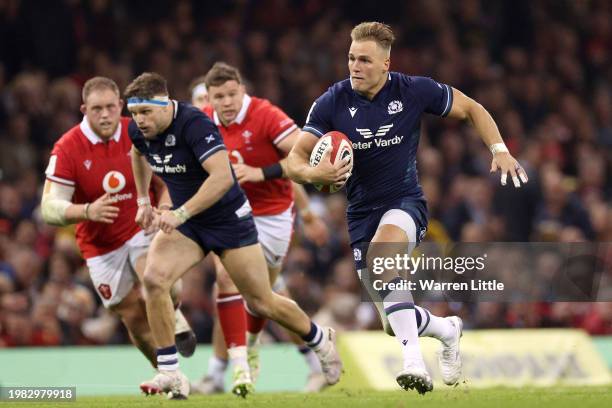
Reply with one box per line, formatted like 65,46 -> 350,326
287,22 -> 529,394
189,63 -> 329,395
41,77 -> 197,370
126,72 -> 341,399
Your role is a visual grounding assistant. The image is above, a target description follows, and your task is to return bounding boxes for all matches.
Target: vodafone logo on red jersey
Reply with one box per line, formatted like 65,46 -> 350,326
101,171 -> 133,203
102,171 -> 126,193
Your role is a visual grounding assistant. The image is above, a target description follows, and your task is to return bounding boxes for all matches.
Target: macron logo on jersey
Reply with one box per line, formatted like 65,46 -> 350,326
355,124 -> 394,139
349,107 -> 358,118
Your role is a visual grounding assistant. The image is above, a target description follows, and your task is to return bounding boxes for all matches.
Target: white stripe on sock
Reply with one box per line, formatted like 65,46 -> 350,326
158,353 -> 179,363
158,362 -> 179,371
217,295 -> 243,303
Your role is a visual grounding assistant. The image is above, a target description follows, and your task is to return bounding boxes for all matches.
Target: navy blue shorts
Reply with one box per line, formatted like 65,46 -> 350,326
177,204 -> 259,256
347,196 -> 428,270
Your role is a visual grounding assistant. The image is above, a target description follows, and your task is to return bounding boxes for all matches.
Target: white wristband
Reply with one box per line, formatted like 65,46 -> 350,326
172,205 -> 191,223
489,143 -> 509,155
137,196 -> 151,206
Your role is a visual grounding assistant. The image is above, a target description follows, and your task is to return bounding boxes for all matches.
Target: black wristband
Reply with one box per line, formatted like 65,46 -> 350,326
262,163 -> 283,180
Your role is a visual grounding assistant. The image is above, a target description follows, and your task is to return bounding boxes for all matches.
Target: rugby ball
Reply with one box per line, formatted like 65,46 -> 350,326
309,131 -> 353,193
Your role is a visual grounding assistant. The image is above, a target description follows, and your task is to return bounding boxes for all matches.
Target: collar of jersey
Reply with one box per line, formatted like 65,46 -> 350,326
171,99 -> 178,119
213,94 -> 251,127
351,73 -> 393,105
80,115 -> 121,145
155,100 -> 179,139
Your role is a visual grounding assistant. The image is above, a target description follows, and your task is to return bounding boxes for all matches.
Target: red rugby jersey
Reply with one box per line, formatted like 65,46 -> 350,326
45,117 -> 147,258
204,95 -> 297,216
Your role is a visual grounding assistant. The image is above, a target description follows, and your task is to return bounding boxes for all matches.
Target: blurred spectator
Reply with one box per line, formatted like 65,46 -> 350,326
534,163 -> 595,240
57,284 -> 96,345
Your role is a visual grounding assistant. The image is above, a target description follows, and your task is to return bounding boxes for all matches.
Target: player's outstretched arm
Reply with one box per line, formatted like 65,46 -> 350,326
447,88 -> 528,188
157,150 -> 234,233
286,130 -> 350,185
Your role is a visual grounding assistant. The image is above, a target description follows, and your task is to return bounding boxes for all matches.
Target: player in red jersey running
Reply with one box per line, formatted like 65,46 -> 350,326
190,63 -> 330,396
41,77 -> 196,367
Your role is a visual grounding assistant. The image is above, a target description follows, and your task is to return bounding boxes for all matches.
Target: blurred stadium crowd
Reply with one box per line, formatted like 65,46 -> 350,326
0,0 -> 610,347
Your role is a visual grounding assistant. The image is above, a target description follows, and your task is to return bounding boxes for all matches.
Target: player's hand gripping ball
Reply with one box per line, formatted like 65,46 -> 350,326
309,131 -> 353,193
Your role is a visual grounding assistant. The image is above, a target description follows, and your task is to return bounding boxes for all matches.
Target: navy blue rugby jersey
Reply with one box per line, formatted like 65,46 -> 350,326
303,72 -> 453,213
129,101 -> 245,222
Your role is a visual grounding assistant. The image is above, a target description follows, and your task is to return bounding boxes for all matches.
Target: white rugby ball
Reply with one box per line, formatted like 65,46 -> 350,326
309,131 -> 353,193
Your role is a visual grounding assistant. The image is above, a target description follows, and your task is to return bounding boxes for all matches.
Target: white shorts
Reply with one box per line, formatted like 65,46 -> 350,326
86,230 -> 152,308
253,206 -> 294,269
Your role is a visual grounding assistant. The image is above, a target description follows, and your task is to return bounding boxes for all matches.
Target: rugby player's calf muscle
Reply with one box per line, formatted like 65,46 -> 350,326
111,288 -> 156,366
214,258 -> 239,293
142,232 -> 204,348
220,245 -> 311,335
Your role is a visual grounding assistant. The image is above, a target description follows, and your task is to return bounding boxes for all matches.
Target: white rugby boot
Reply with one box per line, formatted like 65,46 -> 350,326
313,327 -> 343,385
231,366 -> 254,398
247,344 -> 261,384
190,375 -> 224,395
140,370 -> 190,399
396,363 -> 433,395
438,316 -> 463,385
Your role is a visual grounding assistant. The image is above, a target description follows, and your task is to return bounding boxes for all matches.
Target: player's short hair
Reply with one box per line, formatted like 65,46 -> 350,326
82,77 -> 120,103
351,22 -> 395,52
204,62 -> 242,88
124,72 -> 168,100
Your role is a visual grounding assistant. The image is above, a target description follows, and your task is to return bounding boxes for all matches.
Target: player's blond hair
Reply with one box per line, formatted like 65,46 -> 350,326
124,72 -> 168,100
351,22 -> 395,53
82,77 -> 119,103
204,62 -> 242,88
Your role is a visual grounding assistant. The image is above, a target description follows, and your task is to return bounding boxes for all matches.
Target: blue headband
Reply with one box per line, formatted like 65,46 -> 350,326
127,96 -> 170,108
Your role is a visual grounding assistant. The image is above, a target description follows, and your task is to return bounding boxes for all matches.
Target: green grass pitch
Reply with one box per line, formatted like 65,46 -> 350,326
5,386 -> 611,408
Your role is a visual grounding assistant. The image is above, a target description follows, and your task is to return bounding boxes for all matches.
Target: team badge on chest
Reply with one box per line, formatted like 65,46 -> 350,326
165,134 -> 176,147
242,130 -> 252,144
388,100 -> 403,115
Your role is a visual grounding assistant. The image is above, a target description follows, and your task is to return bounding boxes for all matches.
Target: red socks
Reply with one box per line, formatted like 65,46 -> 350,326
246,306 -> 267,335
216,293 -> 246,348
